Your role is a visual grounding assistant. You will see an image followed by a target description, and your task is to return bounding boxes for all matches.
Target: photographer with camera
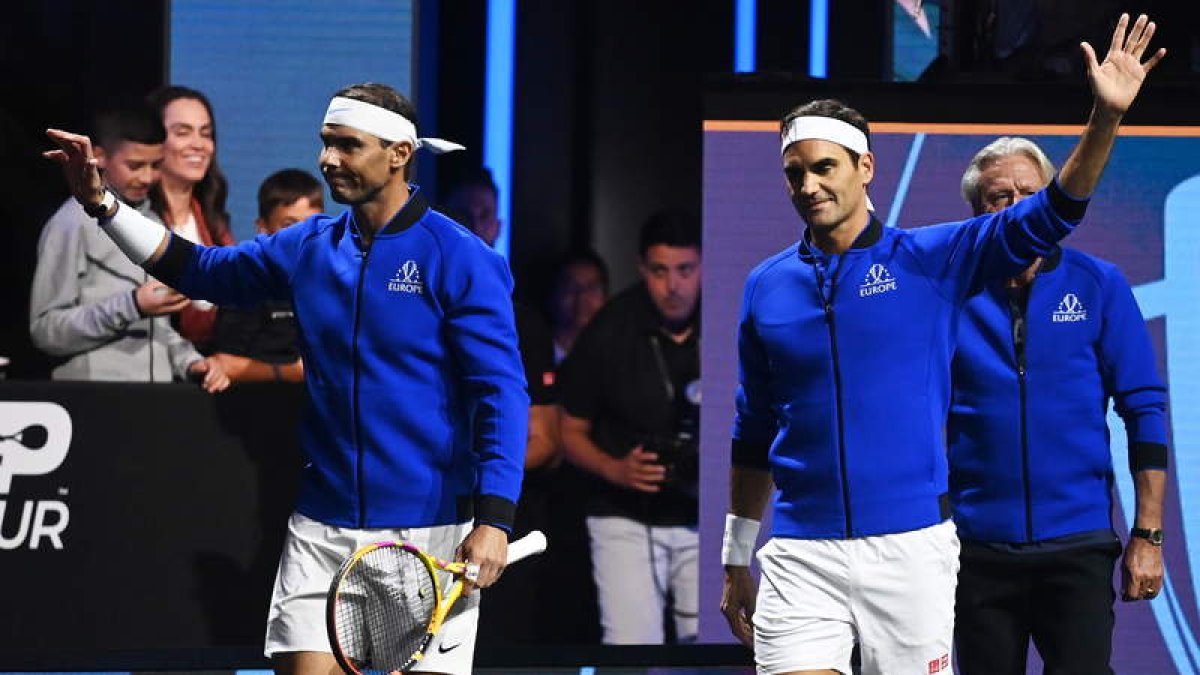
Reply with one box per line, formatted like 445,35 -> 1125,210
557,210 -> 701,645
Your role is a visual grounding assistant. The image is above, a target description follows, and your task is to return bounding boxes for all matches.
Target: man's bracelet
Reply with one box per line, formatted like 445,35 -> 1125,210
721,513 -> 761,567
83,189 -> 118,219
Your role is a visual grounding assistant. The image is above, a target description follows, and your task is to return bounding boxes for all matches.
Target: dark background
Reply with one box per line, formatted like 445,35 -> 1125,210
2,0 -> 1199,380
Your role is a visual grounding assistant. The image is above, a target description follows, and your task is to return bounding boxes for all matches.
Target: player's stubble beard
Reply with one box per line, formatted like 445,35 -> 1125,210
328,179 -> 386,206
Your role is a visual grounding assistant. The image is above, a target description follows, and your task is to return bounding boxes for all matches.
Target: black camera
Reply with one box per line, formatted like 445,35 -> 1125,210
642,429 -> 699,498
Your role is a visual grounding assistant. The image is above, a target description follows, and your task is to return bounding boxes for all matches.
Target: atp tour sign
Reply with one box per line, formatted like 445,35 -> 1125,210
699,121 -> 1200,673
0,402 -> 72,550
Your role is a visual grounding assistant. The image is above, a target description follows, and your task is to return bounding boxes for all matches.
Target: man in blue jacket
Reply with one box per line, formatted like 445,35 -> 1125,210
949,136 -> 1168,675
718,13 -> 1165,675
45,82 -> 528,675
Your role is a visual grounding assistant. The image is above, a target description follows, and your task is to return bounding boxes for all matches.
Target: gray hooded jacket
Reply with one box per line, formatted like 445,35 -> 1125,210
29,198 -> 202,381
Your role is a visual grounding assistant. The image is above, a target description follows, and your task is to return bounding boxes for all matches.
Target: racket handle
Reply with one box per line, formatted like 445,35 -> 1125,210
507,530 -> 548,564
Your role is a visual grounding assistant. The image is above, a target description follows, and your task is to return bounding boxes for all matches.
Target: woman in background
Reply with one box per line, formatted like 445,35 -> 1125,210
147,85 -> 234,352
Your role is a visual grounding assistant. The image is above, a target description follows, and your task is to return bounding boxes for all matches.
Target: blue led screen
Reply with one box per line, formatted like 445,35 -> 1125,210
170,0 -> 415,241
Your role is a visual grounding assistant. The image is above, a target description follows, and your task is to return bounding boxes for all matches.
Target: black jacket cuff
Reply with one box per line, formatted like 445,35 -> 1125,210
145,234 -> 194,287
1130,442 -> 1169,473
1047,178 -> 1090,222
475,494 -> 516,533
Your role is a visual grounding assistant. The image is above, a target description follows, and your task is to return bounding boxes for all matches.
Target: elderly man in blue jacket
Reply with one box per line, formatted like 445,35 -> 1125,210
948,135 -> 1168,675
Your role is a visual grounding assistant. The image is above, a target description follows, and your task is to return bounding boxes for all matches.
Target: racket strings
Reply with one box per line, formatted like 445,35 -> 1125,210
333,547 -> 438,674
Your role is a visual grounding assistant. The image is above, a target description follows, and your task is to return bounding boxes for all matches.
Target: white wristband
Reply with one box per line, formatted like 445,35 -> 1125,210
721,513 -> 761,567
99,204 -> 170,265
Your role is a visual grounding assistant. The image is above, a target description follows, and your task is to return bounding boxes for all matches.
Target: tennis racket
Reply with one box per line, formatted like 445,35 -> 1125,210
326,529 -> 547,675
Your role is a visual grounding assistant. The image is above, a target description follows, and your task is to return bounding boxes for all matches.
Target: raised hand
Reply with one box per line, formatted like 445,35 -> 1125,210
44,129 -> 108,209
1081,13 -> 1167,118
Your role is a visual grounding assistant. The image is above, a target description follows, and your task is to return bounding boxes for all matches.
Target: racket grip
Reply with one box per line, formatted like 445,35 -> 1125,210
507,530 -> 547,564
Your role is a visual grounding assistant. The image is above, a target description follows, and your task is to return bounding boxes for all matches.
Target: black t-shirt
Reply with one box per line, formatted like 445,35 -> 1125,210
210,301 -> 300,364
556,283 -> 699,526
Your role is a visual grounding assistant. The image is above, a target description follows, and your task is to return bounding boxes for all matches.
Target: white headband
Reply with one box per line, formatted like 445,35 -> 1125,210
780,116 -> 869,156
323,96 -> 465,154
782,115 -> 876,212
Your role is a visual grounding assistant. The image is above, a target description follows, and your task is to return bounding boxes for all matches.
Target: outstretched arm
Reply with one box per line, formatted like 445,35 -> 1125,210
1059,13 -> 1166,199
47,129 -> 298,307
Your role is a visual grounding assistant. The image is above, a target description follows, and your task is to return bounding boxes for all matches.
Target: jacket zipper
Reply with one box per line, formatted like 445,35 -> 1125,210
1007,287 -> 1033,542
352,245 -> 371,527
816,256 -> 853,537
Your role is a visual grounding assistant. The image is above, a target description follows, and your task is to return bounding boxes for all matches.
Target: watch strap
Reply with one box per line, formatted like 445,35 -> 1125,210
1131,527 -> 1164,545
83,189 -> 117,219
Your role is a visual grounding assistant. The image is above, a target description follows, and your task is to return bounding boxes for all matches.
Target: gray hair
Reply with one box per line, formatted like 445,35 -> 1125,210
960,137 -> 1056,215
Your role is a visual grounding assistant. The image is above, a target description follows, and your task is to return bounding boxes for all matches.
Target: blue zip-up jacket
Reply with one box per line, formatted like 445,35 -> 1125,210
948,248 -> 1168,543
733,184 -> 1085,539
147,188 -> 529,530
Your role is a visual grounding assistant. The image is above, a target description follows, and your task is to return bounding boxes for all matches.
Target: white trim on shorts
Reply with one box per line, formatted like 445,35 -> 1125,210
753,520 -> 960,675
264,512 -> 479,675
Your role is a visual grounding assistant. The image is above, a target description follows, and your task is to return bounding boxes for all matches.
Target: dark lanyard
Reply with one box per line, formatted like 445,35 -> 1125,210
649,334 -> 675,402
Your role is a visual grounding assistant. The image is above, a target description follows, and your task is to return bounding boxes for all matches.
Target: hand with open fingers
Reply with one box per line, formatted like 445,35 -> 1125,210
605,445 -> 667,493
1081,13 -> 1167,118
1121,536 -> 1165,601
134,281 -> 190,317
44,129 -> 108,209
720,565 -> 757,647
188,356 -> 231,394
455,524 -> 508,593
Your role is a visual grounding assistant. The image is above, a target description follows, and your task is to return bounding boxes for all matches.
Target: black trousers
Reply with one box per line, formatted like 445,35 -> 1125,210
955,540 -> 1122,675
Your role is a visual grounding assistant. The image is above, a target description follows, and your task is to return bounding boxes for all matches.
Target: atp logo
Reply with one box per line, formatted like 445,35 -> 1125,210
1052,293 -> 1087,322
388,260 -> 424,295
0,401 -> 72,550
859,263 -> 898,297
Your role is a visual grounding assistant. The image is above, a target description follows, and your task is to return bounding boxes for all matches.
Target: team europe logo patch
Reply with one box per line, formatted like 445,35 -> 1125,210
388,260 -> 424,295
1053,292 -> 1087,322
859,263 -> 898,297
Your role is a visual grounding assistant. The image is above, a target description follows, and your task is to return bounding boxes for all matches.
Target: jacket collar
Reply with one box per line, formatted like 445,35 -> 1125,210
380,185 -> 430,235
349,185 -> 431,245
798,215 -> 884,262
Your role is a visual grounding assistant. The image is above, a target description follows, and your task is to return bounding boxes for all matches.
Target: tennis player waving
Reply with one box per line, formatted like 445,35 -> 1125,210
721,13 -> 1164,675
46,82 -> 529,675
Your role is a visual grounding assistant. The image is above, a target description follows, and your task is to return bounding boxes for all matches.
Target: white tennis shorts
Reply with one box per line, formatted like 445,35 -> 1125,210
754,520 -> 959,675
264,512 -> 479,675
